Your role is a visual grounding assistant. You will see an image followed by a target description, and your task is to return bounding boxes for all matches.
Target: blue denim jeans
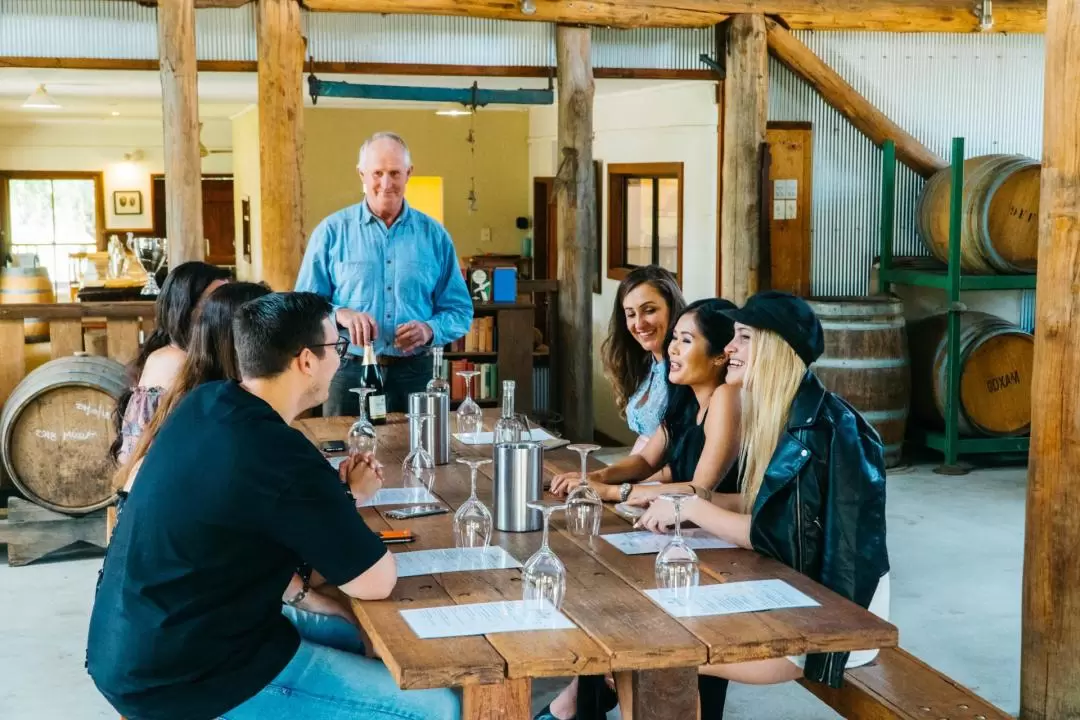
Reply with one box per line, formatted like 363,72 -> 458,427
220,606 -> 461,720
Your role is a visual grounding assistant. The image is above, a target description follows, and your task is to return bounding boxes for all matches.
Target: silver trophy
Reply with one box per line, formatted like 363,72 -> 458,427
127,234 -> 168,295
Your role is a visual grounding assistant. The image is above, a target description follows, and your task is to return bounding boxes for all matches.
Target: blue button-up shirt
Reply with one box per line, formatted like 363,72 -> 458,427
295,200 -> 474,357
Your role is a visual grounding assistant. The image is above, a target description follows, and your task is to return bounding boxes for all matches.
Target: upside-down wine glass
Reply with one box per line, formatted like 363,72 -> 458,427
454,458 -> 494,548
347,387 -> 378,457
564,443 -> 603,537
654,493 -> 701,606
402,411 -> 436,492
522,501 -> 568,616
455,370 -> 483,441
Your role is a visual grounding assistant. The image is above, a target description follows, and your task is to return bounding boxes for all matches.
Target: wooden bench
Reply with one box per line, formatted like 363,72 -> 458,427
800,647 -> 1011,720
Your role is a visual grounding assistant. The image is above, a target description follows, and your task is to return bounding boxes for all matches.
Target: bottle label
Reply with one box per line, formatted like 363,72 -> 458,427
369,393 -> 387,420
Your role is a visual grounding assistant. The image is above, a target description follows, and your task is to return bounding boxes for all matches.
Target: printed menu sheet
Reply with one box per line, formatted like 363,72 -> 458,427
601,529 -> 737,555
645,579 -> 820,618
395,547 -> 522,578
453,429 -> 564,447
357,487 -> 439,507
401,600 -> 576,639
327,455 -> 347,469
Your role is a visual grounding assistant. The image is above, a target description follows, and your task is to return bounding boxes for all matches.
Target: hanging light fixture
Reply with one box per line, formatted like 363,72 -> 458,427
22,84 -> 61,110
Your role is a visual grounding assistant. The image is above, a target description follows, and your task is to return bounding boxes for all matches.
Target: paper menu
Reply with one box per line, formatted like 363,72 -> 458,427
395,547 -> 523,578
357,487 -> 439,507
601,529 -> 737,555
400,600 -> 575,640
327,455 -> 347,470
454,429 -> 559,445
645,579 -> 819,618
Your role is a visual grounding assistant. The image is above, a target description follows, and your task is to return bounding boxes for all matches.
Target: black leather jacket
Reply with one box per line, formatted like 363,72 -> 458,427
748,371 -> 889,688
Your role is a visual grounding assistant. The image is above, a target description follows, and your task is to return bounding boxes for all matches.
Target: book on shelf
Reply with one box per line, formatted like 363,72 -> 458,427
447,360 -> 499,402
451,316 -> 496,353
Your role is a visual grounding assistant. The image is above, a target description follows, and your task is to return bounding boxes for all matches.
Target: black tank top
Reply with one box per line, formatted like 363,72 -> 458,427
665,409 -> 740,494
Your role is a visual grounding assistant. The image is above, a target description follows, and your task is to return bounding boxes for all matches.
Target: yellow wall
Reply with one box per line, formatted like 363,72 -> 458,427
302,108 -> 530,258
230,106 -> 261,282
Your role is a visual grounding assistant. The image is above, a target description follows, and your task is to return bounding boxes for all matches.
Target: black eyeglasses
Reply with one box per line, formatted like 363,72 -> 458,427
299,338 -> 350,359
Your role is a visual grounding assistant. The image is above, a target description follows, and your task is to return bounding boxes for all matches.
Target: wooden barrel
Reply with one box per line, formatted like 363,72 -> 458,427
915,154 -> 1040,274
908,311 -> 1033,437
808,296 -> 910,468
0,266 -> 56,343
0,355 -> 125,514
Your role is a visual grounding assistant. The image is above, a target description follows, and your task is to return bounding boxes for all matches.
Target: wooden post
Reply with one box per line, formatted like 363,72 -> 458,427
1021,1 -> 1080,717
764,18 -> 947,179
157,0 -> 205,265
257,0 -> 305,290
555,25 -> 595,443
719,14 -> 768,305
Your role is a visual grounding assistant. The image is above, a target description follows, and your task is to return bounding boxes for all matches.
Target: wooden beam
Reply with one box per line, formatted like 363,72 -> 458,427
765,18 -> 948,180
719,15 -> 768,305
257,0 -> 305,291
158,0 -> 205,265
1021,1 -> 1080,717
555,25 -> 595,443
301,0 -> 1045,33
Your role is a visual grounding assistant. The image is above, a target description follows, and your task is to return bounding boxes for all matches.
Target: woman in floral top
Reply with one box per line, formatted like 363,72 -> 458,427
109,262 -> 231,506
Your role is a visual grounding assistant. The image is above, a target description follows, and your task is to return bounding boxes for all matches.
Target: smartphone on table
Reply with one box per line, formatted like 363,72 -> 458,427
385,504 -> 449,520
320,440 -> 347,454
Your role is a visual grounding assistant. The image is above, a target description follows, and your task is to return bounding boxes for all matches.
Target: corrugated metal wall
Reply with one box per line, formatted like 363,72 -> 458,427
0,1 -> 711,69
769,32 -> 1045,297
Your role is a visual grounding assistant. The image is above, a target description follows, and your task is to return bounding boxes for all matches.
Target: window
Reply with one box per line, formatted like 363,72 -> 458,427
1,172 -> 104,294
607,163 -> 683,284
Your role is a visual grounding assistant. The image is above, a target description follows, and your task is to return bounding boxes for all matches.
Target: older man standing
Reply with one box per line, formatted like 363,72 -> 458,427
296,131 -> 473,415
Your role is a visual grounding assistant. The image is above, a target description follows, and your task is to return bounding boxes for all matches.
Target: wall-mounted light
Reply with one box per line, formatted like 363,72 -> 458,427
435,109 -> 472,117
22,84 -> 61,110
520,0 -> 536,15
978,1 -> 994,31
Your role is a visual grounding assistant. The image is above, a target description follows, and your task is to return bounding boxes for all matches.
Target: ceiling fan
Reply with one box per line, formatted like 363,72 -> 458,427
199,122 -> 232,158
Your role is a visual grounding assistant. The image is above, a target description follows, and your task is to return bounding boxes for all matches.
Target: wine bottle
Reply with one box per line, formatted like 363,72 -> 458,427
360,342 -> 387,425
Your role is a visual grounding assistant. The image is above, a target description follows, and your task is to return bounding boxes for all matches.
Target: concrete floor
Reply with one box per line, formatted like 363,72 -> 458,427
0,462 -> 1024,719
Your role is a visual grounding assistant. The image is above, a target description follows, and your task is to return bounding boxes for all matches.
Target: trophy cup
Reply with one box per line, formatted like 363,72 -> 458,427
127,235 -> 168,296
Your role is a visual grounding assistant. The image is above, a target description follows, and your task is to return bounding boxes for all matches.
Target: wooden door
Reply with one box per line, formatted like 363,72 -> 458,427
532,177 -> 558,280
152,175 -> 236,266
764,123 -> 813,297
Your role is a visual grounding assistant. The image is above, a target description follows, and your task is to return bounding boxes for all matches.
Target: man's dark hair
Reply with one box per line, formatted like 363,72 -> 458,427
234,292 -> 334,379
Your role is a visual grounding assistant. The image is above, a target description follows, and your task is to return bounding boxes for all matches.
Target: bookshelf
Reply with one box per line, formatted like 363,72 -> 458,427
443,302 -> 537,411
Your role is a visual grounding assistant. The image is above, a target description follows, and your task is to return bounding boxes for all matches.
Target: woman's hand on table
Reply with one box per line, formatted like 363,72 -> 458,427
550,469 -> 601,496
635,496 -> 682,533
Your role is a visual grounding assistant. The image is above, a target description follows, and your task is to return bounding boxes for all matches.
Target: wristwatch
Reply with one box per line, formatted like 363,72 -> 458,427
619,482 -> 633,503
285,566 -> 313,606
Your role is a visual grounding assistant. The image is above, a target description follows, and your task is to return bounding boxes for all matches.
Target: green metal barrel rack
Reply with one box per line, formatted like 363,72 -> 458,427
877,137 -> 1034,473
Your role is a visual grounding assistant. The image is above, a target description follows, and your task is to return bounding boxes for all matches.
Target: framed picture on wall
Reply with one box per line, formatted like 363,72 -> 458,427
113,190 -> 142,216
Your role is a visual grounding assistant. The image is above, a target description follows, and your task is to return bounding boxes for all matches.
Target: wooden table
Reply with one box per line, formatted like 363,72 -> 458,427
295,414 -> 898,720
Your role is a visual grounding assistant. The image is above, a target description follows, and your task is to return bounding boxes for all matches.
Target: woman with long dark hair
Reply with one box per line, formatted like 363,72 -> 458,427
601,266 -> 686,454
110,261 -> 231,465
637,291 -> 889,712
551,298 -> 742,505
113,281 -> 271,496
540,298 -> 742,720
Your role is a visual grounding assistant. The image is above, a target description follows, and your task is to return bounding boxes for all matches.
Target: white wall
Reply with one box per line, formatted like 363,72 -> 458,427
230,106 -> 260,282
529,81 -> 719,443
0,117 -> 233,232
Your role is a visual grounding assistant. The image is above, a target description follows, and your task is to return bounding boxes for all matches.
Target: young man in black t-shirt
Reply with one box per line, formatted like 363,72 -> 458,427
87,292 -> 461,720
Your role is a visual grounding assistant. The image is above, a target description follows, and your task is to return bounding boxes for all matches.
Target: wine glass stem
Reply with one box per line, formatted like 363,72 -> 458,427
673,500 -> 683,542
465,375 -> 474,402
358,392 -> 369,424
469,466 -> 478,500
540,510 -> 551,550
579,451 -> 587,486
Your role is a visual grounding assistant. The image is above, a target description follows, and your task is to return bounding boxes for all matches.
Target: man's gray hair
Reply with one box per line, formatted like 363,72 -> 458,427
357,132 -> 412,169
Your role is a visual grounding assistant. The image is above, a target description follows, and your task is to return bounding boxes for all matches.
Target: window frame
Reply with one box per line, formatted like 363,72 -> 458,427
606,162 -> 684,285
0,170 -> 107,256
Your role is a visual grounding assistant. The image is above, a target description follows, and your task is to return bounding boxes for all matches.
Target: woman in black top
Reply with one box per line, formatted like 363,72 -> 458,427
551,298 -> 742,506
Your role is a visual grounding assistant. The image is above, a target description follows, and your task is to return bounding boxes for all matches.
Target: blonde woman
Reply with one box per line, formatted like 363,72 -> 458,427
638,291 -> 889,709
